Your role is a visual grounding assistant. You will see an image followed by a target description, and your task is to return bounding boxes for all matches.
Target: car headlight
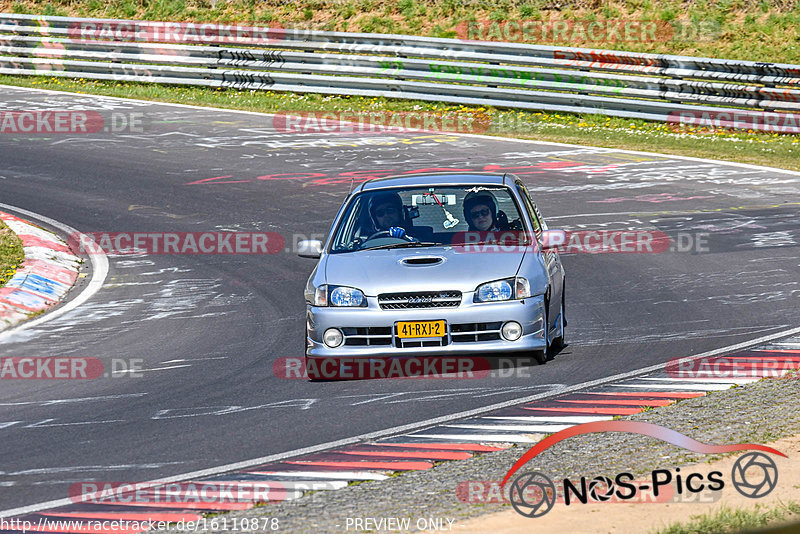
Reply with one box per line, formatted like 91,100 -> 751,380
329,286 -> 367,307
474,277 -> 531,302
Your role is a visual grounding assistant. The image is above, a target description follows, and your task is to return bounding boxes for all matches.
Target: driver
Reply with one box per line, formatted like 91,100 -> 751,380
368,192 -> 409,238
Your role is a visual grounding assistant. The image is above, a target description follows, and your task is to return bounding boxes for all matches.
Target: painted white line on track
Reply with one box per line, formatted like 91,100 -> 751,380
482,415 -> 613,423
247,471 -> 388,481
678,372 -> 791,379
640,377 -> 760,384
204,480 -> 349,490
281,481 -> 349,490
0,203 -> 109,343
408,433 -> 539,443
444,423 -> 572,432
608,383 -> 734,390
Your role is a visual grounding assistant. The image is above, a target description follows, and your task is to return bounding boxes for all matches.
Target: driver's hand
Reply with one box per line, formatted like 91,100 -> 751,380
389,226 -> 407,238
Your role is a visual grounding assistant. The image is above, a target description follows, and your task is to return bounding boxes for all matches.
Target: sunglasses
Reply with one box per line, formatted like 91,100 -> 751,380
374,206 -> 399,217
470,208 -> 491,218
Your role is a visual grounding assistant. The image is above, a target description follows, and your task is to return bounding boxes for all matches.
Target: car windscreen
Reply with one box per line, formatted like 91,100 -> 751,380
329,185 -> 529,253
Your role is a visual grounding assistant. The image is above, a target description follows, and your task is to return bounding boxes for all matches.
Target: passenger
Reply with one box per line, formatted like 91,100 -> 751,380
464,191 -> 504,232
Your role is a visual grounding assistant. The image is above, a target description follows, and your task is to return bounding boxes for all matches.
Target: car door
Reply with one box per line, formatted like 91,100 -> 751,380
514,180 -> 564,335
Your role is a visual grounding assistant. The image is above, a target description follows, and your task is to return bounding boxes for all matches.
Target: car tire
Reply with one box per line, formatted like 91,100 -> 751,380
532,305 -> 548,365
550,286 -> 566,353
304,340 -> 324,382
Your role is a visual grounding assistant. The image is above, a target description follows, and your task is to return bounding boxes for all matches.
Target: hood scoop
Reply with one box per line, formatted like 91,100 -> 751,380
402,256 -> 444,266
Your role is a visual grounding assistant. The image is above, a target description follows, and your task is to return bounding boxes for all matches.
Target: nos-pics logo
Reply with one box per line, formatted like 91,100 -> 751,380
501,421 -> 784,518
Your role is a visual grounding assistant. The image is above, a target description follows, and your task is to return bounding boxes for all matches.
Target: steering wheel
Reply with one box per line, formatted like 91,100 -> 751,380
366,230 -> 418,242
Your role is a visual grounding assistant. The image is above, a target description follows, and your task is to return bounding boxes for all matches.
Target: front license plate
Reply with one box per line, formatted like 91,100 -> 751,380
397,320 -> 446,339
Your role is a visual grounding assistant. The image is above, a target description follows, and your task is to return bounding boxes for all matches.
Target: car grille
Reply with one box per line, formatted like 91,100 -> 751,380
393,324 -> 448,348
395,339 -> 447,348
450,322 -> 503,343
342,327 -> 392,346
340,322 -> 503,349
378,291 -> 461,310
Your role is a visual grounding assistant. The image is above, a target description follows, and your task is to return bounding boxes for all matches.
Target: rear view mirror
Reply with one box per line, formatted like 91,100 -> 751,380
411,194 -> 456,206
541,229 -> 566,251
297,239 -> 323,259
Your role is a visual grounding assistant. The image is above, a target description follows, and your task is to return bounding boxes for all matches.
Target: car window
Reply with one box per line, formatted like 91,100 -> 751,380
516,182 -> 542,237
329,185 -> 529,253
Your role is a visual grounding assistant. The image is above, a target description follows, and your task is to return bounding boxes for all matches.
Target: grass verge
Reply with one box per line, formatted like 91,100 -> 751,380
2,74 -> 799,171
1,1 -> 800,64
653,502 -> 800,534
0,220 -> 24,288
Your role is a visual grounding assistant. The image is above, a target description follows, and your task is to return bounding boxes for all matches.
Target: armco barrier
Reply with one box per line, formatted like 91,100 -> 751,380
1,14 -> 800,131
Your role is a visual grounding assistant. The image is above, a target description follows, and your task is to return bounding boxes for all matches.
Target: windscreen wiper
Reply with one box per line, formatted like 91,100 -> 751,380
461,240 -> 533,247
360,241 -> 441,251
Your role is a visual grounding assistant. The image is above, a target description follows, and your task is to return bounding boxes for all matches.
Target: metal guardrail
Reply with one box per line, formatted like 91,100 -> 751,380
2,13 -> 800,131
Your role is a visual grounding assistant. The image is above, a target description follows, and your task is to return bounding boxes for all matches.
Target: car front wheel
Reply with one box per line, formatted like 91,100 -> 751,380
531,305 -> 548,365
551,287 -> 566,352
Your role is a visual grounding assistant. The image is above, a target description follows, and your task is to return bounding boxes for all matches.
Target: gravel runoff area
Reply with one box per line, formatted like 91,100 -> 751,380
153,373 -> 800,534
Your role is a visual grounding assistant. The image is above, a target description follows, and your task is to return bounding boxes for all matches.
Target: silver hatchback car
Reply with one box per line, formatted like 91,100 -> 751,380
299,172 -> 566,373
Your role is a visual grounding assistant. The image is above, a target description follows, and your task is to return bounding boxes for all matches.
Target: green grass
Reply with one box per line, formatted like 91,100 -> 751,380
0,221 -> 24,288
1,0 -> 800,63
652,502 -> 800,534
2,74 -> 799,172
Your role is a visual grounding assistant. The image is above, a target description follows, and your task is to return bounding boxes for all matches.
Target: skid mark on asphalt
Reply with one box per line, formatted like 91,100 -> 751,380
0,394 -> 147,408
139,278 -> 248,321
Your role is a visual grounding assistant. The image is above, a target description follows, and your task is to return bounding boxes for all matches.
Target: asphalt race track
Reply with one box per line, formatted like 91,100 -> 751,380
1,86 -> 799,511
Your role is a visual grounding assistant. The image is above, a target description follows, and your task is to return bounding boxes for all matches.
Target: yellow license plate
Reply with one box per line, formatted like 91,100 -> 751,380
397,320 -> 446,339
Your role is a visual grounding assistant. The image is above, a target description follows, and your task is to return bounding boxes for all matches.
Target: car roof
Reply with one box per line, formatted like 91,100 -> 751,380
358,172 -> 510,192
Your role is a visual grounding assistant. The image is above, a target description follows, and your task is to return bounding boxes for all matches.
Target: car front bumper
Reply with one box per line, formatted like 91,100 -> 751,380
306,294 -> 546,358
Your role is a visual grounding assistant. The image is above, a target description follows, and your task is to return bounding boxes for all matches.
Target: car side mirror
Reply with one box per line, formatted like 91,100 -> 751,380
541,229 -> 566,251
297,239 -> 323,259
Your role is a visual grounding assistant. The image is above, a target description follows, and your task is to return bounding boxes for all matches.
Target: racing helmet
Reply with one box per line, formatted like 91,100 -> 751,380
463,190 -> 498,230
368,191 -> 406,230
